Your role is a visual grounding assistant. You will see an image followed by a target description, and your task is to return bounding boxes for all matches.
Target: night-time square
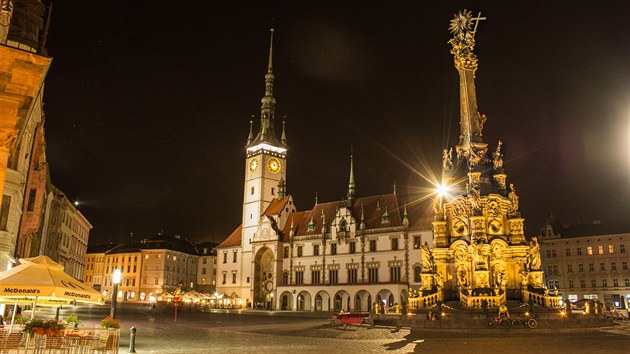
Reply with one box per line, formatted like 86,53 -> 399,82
0,1 -> 629,353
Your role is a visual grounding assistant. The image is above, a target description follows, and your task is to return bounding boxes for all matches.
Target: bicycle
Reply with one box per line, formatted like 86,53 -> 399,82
511,313 -> 538,328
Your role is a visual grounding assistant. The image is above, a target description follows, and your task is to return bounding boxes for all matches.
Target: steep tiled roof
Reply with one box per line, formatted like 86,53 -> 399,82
87,243 -> 120,254
558,222 -> 630,238
218,225 -> 242,248
263,196 -> 290,216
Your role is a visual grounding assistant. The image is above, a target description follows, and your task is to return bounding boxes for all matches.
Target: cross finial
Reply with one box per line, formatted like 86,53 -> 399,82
472,12 -> 486,34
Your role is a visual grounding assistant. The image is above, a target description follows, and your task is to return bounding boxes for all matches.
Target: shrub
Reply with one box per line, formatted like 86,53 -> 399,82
100,316 -> 120,329
23,319 -> 66,335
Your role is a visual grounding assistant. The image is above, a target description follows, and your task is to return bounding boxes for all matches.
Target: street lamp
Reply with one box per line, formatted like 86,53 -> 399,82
110,269 -> 121,318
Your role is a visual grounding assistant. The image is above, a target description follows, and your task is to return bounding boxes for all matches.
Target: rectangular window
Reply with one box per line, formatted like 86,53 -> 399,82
552,249 -> 557,257
580,279 -> 586,288
250,187 -> 254,195
611,262 -> 617,271
600,263 -> 605,271
368,268 -> 378,283
546,250 -> 551,257
27,188 -> 36,211
598,245 -> 603,255
623,261 -> 628,270
369,240 -> 377,252
329,269 -> 338,284
552,265 -> 558,275
414,236 -> 421,249
232,272 -> 237,284
311,270 -> 321,285
295,271 -> 304,285
577,247 -> 582,256
202,258 -> 207,264
233,251 -> 238,263
331,243 -> 337,255
565,248 -> 571,256
621,245 -> 626,253
223,253 -> 227,264
567,264 -> 573,273
313,245 -> 320,256
587,246 -> 593,255
578,264 -> 584,272
297,246 -> 303,257
271,187 -> 275,195
0,195 -> 11,230
349,242 -> 356,254
625,278 -> 630,287
348,268 -> 357,284
390,266 -> 401,282
591,279 -> 596,287
608,245 -> 614,254
202,268 -> 206,275
569,279 -> 574,288
613,278 -> 619,287
391,238 -> 399,251
589,263 -> 594,271
283,247 -> 289,258
601,278 -> 607,287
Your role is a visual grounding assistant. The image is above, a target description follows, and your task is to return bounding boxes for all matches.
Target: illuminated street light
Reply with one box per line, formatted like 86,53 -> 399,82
436,183 -> 449,197
110,269 -> 121,318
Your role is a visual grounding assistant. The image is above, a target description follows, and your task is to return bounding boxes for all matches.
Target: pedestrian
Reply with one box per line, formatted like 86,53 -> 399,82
481,299 -> 488,317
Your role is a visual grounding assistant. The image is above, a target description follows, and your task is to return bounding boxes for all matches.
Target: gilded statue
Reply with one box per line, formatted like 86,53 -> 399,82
508,183 -> 519,212
474,242 -> 488,270
421,241 -> 435,273
435,271 -> 444,289
442,148 -> 453,172
493,140 -> 503,170
457,265 -> 469,288
527,236 -> 541,271
478,113 -> 487,135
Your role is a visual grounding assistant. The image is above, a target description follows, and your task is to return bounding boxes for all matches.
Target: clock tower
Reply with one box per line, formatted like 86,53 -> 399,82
242,28 -> 287,252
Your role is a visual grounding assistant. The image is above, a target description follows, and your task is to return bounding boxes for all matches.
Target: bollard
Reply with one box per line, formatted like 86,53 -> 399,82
129,326 -> 137,353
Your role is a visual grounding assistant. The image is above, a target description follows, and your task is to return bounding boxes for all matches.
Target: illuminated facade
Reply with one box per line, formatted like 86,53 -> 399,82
196,242 -> 218,294
540,220 -> 630,309
84,234 -> 201,302
0,0 -> 51,270
216,29 -> 433,311
408,11 -> 558,310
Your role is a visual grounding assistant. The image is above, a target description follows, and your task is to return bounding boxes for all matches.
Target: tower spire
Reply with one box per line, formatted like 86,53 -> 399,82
347,146 -> 356,204
247,28 -> 281,148
281,117 -> 287,145
246,117 -> 254,145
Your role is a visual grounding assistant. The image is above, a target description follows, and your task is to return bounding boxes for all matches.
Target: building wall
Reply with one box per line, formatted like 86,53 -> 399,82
540,225 -> 630,309
139,249 -> 198,301
101,252 -> 142,302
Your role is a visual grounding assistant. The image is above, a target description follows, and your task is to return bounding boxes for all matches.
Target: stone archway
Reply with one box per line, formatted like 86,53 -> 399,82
334,290 -> 350,312
279,291 -> 292,310
297,291 -> 312,311
253,247 -> 274,308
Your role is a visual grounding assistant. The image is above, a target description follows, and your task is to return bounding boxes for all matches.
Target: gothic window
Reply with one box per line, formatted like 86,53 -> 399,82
313,245 -> 319,256
295,271 -> 304,285
297,246 -> 303,257
368,267 -> 378,283
311,270 -> 320,285
369,240 -> 377,252
391,238 -> 399,251
349,242 -> 356,254
331,243 -> 337,255
390,266 -> 401,282
329,269 -> 338,284
27,188 -> 36,211
348,268 -> 357,284
414,266 -> 422,282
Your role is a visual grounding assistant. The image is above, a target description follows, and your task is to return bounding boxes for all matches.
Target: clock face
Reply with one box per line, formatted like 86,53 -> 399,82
249,158 -> 258,172
267,157 -> 281,174
265,281 -> 273,291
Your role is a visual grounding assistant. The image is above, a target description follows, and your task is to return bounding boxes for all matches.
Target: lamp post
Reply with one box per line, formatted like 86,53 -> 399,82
110,269 -> 121,318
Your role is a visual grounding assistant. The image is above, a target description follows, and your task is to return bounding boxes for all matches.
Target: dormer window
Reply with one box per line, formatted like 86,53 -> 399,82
307,216 -> 315,232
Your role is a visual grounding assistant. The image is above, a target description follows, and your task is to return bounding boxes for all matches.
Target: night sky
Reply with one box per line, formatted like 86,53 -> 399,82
41,1 -> 630,245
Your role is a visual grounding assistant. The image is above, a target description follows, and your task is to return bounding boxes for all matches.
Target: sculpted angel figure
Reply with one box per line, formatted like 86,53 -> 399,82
527,236 -> 542,271
421,241 -> 435,273
508,183 -> 519,212
493,140 -> 503,170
